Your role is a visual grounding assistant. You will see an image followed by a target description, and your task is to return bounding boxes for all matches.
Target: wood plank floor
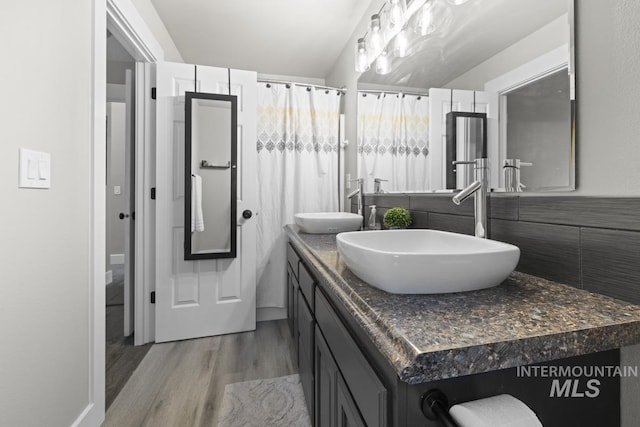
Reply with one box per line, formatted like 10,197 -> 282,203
105,319 -> 297,427
105,267 -> 152,409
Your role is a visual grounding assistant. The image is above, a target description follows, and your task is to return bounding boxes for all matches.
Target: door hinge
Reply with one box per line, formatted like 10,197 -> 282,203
150,291 -> 156,304
151,87 -> 156,100
151,187 -> 156,200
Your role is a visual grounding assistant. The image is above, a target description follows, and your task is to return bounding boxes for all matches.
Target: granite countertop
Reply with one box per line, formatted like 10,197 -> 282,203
285,225 -> 640,385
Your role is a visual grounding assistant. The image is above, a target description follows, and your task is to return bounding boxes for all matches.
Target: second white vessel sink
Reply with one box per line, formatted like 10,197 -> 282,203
336,230 -> 520,294
295,212 -> 362,234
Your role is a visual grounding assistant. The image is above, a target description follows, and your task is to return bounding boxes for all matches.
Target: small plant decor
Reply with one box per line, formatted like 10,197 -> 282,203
383,207 -> 412,229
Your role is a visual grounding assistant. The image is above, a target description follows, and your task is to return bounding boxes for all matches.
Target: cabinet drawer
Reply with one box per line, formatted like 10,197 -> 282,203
299,263 -> 315,312
298,289 -> 314,359
315,288 -> 388,427
287,243 -> 299,280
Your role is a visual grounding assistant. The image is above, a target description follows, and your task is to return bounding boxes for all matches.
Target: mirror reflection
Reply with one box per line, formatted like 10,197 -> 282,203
357,0 -> 574,193
446,112 -> 486,189
185,92 -> 237,260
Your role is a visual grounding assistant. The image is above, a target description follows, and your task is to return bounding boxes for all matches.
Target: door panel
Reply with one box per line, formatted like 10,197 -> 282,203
155,61 -> 257,342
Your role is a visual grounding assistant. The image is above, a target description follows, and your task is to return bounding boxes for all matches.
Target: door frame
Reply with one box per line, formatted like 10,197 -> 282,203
80,0 -> 163,425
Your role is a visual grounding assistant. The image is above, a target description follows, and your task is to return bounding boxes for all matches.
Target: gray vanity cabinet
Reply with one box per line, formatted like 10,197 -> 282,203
287,242 -> 388,427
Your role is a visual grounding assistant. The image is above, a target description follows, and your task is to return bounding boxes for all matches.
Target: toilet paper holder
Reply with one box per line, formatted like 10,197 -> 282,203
420,389 -> 460,427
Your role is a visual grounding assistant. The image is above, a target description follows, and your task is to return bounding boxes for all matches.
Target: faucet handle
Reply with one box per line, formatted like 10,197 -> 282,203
503,159 -> 532,168
452,160 -> 477,165
373,178 -> 388,182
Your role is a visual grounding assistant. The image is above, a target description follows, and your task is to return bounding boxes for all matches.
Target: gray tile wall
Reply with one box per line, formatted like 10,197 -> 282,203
353,194 -> 640,304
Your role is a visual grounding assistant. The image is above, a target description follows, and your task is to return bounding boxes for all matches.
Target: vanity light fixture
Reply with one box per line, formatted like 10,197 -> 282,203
355,0 -> 450,74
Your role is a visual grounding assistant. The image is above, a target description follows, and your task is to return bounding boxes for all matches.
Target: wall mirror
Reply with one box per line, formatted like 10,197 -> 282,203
184,91 -> 237,260
357,0 -> 575,193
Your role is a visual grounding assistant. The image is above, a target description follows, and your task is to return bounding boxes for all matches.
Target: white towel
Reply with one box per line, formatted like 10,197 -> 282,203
191,174 -> 204,232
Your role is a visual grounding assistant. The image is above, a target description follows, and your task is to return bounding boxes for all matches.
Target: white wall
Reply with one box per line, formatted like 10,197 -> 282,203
0,1 -> 92,426
325,0 -> 385,209
576,0 -> 640,196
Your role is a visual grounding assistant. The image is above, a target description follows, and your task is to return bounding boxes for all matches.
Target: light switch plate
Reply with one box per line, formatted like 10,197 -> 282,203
114,185 -> 121,195
19,148 -> 51,189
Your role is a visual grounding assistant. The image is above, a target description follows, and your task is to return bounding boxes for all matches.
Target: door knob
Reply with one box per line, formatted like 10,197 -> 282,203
119,213 -> 130,220
242,209 -> 253,219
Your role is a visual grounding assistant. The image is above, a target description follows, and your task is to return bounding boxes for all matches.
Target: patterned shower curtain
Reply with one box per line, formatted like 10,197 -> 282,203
256,83 -> 341,308
357,92 -> 430,192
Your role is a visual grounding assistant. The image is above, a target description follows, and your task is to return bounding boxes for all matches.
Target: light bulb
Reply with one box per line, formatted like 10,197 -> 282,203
375,50 -> 391,75
368,14 -> 384,56
388,0 -> 407,28
394,28 -> 410,58
355,38 -> 370,72
415,1 -> 436,36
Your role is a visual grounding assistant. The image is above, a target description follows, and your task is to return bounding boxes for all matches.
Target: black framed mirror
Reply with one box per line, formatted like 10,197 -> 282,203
446,112 -> 487,189
184,91 -> 237,260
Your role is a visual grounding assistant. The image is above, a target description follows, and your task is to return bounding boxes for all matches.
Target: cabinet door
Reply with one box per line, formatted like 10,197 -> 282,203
315,326 -> 337,427
337,376 -> 366,427
287,264 -> 295,337
287,263 -> 299,359
298,291 -> 315,422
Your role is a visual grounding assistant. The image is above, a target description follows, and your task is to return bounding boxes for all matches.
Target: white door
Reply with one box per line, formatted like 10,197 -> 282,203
428,88 -> 498,189
155,61 -> 257,343
123,69 -> 135,337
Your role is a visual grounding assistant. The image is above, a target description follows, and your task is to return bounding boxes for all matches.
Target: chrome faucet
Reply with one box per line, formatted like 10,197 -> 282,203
347,178 -> 365,229
503,159 -> 532,192
373,178 -> 388,194
451,158 -> 489,238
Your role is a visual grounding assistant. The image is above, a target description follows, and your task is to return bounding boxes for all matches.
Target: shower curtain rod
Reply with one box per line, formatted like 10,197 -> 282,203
257,78 -> 346,93
358,88 -> 428,98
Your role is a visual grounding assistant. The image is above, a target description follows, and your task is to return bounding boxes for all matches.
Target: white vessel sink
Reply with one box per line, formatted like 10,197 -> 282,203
295,212 -> 362,234
336,230 -> 520,294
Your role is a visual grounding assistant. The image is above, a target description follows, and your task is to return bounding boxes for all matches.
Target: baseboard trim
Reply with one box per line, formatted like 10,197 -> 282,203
105,270 -> 113,286
110,253 -> 124,265
70,401 -> 103,427
257,307 -> 287,322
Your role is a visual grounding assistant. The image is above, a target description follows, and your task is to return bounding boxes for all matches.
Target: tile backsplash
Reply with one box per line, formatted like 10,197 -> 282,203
355,194 -> 640,305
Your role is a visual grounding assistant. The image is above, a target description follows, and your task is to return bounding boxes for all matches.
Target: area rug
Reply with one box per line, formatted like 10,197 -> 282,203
218,374 -> 312,427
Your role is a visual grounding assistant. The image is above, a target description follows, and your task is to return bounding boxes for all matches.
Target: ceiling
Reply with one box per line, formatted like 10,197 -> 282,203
150,0 -> 373,79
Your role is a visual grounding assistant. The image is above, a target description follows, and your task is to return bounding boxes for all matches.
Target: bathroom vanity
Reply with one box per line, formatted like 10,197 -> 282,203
285,225 -> 640,427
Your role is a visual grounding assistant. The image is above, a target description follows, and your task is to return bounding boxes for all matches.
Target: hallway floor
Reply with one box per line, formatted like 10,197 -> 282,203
104,319 -> 296,426
106,265 -> 152,409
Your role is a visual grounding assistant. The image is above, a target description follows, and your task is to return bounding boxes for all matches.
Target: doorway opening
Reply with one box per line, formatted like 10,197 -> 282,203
105,30 -> 152,409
